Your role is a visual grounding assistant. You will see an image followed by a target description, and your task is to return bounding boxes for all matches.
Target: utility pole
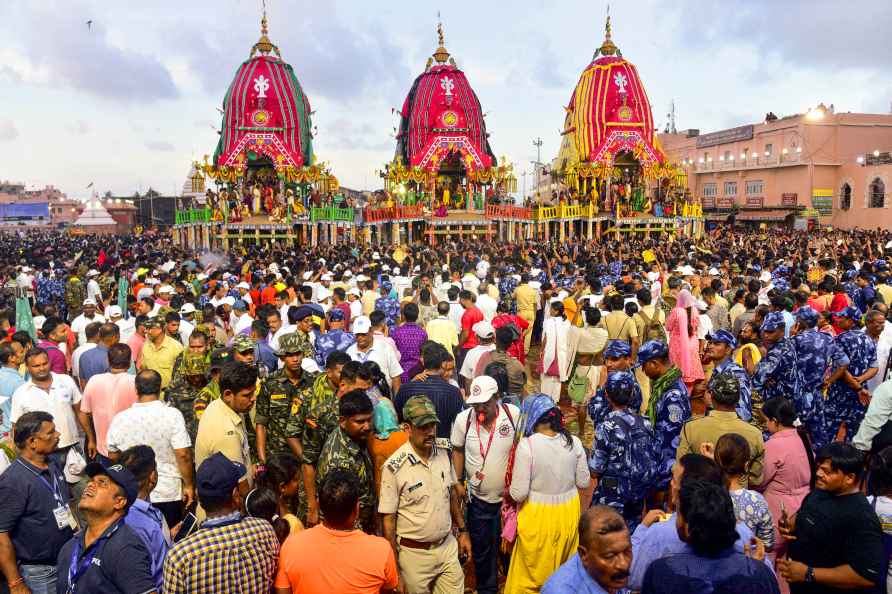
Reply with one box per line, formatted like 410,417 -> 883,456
532,137 -> 543,165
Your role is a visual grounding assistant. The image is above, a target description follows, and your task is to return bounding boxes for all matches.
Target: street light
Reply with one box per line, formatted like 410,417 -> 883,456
874,149 -> 881,157
857,156 -> 865,164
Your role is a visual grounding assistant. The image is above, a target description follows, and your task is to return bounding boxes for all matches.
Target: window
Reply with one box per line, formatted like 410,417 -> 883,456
764,144 -> 773,156
723,150 -> 731,162
702,183 -> 717,197
840,183 -> 852,210
870,178 -> 885,208
724,181 -> 738,196
746,180 -> 764,195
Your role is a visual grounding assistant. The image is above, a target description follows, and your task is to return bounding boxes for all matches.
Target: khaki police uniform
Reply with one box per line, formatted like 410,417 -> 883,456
378,438 -> 463,594
676,410 -> 765,487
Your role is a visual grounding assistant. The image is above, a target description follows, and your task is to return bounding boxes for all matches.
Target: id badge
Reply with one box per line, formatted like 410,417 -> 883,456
468,470 -> 484,492
53,505 -> 75,530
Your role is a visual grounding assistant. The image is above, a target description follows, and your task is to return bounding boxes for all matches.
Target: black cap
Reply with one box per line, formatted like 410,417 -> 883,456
85,462 -> 139,507
196,453 -> 246,498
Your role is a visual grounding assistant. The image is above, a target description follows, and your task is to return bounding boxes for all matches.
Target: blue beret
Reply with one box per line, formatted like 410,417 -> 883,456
328,308 -> 345,322
834,306 -> 862,321
381,280 -> 393,292
706,329 -> 737,349
606,371 -> 637,396
604,339 -> 632,359
294,305 -> 314,321
760,311 -> 786,332
795,306 -> 819,327
637,340 -> 669,365
233,299 -> 247,310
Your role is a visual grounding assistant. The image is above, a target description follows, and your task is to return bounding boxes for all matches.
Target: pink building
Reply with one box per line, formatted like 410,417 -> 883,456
659,107 -> 892,229
0,181 -> 84,226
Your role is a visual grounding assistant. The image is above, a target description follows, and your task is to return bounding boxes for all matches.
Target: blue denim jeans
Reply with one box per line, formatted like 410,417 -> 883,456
467,496 -> 502,594
19,564 -> 57,594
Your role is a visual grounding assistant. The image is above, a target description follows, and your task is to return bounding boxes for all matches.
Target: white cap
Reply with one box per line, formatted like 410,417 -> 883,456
106,305 -> 122,317
316,287 -> 332,301
355,274 -> 368,283
353,316 -> 372,334
473,320 -> 495,338
87,269 -> 100,277
301,358 -> 322,374
146,278 -> 160,286
530,268 -> 541,276
320,273 -> 333,281
382,265 -> 391,272
646,271 -> 660,282
759,271 -> 772,282
347,288 -> 361,297
529,281 -> 542,290
442,264 -> 449,272
159,285 -> 174,294
180,303 -> 196,314
676,265 -> 696,276
708,267 -> 720,276
83,298 -> 97,306
237,281 -> 250,290
137,287 -> 154,300
372,252 -> 381,260
222,296 -> 236,306
695,299 -> 708,311
302,271 -> 313,281
196,273 -> 208,281
21,266 -> 31,273
467,375 -> 499,404
343,270 -> 353,278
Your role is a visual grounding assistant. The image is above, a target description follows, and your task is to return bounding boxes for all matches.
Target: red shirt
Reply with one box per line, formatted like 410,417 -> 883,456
261,286 -> 277,305
492,313 -> 530,364
460,306 -> 484,349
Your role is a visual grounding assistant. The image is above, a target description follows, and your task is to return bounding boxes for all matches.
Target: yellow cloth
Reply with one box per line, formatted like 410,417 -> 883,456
140,335 -> 184,388
734,343 -> 762,368
514,284 -> 537,314
504,492 -> 580,594
425,318 -> 459,354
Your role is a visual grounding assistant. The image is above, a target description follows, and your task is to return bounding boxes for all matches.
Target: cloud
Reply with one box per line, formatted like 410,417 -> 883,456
167,9 -> 409,104
4,6 -> 178,103
0,121 -> 18,142
67,120 -> 90,135
532,43 -> 570,89
321,117 -> 393,152
145,140 -> 175,152
672,0 -> 892,72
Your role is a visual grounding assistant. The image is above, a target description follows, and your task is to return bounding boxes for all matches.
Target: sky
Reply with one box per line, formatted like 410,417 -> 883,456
3,0 -> 891,200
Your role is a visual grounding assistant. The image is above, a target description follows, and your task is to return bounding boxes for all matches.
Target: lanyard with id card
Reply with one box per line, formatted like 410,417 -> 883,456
17,460 -> 77,530
468,417 -> 496,493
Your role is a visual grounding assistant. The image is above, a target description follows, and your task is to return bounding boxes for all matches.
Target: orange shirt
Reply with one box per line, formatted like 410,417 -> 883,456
274,525 -> 398,594
368,430 -> 409,496
261,286 -> 277,305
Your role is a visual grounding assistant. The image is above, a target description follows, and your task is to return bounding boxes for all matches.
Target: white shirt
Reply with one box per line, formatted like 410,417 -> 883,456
71,342 -> 97,380
86,279 -> 102,303
697,312 -> 714,341
107,400 -> 191,503
476,293 -> 498,321
447,302 -> 464,334
462,275 -> 481,295
11,373 -> 83,448
346,340 -> 404,380
71,313 -> 106,346
348,298 -> 363,320
460,344 -> 495,380
234,313 -> 254,335
177,318 -> 194,344
450,404 -> 520,503
866,322 -> 892,391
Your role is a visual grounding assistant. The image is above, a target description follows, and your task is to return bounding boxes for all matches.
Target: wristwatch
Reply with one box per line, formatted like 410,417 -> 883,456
805,566 -> 815,583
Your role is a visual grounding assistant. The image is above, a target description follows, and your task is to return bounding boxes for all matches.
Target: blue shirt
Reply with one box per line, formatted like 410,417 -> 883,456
628,513 -> 765,591
124,498 -> 170,590
0,367 -> 24,437
641,547 -> 779,594
542,553 -> 626,594
255,339 -> 278,376
79,344 -> 110,384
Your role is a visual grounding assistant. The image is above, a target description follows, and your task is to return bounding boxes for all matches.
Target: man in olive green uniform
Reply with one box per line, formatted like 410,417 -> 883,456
379,395 -> 472,594
194,348 -> 232,420
288,349 -> 351,526
316,389 -> 376,533
168,329 -> 211,388
256,332 -> 316,464
65,275 -> 86,321
163,352 -> 209,442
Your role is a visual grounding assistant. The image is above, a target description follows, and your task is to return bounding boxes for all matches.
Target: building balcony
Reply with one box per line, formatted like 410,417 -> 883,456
691,153 -> 800,173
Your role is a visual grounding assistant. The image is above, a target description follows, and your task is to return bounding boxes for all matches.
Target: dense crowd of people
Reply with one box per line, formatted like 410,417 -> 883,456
0,225 -> 889,593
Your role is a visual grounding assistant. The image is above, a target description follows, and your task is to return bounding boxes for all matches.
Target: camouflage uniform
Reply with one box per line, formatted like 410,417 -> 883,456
163,352 -> 208,442
314,329 -> 355,368
316,425 -> 376,532
753,313 -> 804,433
289,373 -> 339,468
827,314 -> 878,442
98,273 -> 117,305
256,366 -> 315,458
374,294 -> 401,331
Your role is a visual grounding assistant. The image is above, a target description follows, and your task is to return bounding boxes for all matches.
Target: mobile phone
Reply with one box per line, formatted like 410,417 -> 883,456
174,512 -> 199,543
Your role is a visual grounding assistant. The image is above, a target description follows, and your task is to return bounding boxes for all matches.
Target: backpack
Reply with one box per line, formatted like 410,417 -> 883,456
637,308 -> 667,343
611,413 -> 658,496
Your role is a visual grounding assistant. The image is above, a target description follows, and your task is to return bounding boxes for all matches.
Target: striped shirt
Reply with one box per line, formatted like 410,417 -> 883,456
162,516 -> 279,593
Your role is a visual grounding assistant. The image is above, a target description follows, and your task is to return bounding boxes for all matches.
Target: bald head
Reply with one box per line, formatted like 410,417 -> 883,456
579,505 -> 626,548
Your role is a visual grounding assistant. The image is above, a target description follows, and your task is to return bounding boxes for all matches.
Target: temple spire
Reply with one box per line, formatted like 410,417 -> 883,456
250,1 -> 281,58
595,9 -> 621,58
432,19 -> 451,64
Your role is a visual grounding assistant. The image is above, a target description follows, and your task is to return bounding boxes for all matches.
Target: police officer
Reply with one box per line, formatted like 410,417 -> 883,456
379,395 -> 472,594
790,306 -> 848,449
637,340 -> 691,498
589,371 -> 656,532
826,306 -> 878,442
588,340 -> 644,428
164,352 -> 209,442
753,312 -> 803,431
316,389 -> 376,533
256,332 -> 316,465
704,329 -> 752,421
